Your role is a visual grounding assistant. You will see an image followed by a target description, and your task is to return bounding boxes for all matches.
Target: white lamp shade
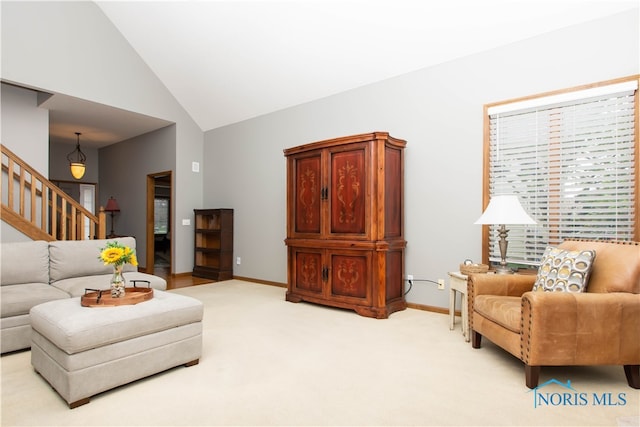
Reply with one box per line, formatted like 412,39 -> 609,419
474,195 -> 536,225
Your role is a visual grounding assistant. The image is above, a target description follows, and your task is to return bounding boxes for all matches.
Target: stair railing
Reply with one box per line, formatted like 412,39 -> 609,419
1,144 -> 106,241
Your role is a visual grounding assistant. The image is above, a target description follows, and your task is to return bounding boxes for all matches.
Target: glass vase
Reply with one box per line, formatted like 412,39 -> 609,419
110,265 -> 126,298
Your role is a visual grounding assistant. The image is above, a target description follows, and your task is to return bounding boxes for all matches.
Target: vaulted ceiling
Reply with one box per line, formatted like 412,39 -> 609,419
44,0 -> 639,147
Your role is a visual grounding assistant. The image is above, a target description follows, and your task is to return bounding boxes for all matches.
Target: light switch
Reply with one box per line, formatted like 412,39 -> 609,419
182,219 -> 191,226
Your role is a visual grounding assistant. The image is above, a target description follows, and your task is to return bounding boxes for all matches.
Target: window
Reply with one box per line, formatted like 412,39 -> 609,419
482,76 -> 639,267
154,198 -> 169,234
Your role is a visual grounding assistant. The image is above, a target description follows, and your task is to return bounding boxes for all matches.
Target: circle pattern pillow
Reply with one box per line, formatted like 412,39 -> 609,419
533,246 -> 596,293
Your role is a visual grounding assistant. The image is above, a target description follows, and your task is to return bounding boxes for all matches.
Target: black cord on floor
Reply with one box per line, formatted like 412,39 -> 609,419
404,278 -> 443,295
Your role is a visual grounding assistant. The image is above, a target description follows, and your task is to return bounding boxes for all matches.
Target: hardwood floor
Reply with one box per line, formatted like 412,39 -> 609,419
148,250 -> 212,290
148,253 -> 286,290
151,266 -> 213,290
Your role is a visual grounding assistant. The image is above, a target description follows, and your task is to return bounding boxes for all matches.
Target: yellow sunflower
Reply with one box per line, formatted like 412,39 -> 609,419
100,247 -> 125,265
99,241 -> 138,267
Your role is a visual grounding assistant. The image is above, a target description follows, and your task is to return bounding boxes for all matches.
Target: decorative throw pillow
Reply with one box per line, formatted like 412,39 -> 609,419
532,246 -> 596,293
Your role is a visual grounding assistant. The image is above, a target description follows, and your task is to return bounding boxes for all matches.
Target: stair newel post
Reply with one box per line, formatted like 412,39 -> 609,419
98,206 -> 107,239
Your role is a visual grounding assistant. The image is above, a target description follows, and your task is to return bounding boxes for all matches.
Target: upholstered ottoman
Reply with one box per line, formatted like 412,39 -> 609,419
30,290 -> 203,408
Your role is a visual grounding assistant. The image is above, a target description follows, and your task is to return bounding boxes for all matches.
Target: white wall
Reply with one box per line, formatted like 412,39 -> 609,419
1,1 -> 203,273
204,10 -> 639,309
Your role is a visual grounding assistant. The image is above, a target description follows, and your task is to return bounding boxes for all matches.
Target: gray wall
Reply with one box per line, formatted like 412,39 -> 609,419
0,84 -> 49,174
49,141 -> 100,184
203,10 -> 639,308
98,125 -> 176,266
0,84 -> 50,242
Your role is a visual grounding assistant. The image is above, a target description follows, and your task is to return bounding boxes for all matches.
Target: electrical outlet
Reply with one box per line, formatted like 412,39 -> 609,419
437,279 -> 445,290
236,257 -> 241,265
406,274 -> 413,282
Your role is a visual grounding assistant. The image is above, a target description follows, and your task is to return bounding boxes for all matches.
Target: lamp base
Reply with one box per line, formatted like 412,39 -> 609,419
494,266 -> 514,275
107,212 -> 117,239
496,224 -> 514,275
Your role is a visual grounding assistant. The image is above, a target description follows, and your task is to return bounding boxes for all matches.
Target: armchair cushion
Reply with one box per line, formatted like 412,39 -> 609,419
474,295 -> 521,333
532,246 -> 596,293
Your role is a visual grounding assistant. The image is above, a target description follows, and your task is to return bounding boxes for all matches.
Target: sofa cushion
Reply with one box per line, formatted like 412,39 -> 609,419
1,240 -> 49,286
49,237 -> 138,283
474,295 -> 522,333
1,283 -> 69,317
532,246 -> 596,293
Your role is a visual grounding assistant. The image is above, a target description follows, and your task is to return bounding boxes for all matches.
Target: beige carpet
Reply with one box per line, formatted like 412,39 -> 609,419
1,280 -> 638,426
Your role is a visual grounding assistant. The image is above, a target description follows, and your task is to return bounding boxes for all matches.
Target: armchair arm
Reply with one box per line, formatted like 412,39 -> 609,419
521,292 -> 640,366
468,273 -> 536,299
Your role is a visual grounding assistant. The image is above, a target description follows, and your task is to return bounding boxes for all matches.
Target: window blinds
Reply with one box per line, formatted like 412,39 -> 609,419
487,81 -> 637,266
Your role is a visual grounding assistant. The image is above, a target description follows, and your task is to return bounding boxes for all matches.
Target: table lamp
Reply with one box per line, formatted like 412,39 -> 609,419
104,197 -> 120,238
474,195 -> 536,274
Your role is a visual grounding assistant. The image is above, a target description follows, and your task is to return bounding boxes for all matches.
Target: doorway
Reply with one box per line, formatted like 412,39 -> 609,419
51,180 -> 97,239
146,171 -> 172,275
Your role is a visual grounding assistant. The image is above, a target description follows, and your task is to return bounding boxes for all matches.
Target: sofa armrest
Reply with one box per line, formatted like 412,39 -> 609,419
468,273 -> 535,298
521,292 -> 640,366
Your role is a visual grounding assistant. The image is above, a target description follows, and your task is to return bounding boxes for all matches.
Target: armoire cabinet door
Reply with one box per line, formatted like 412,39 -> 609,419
329,249 -> 372,303
290,247 -> 323,295
328,143 -> 369,238
291,151 -> 323,236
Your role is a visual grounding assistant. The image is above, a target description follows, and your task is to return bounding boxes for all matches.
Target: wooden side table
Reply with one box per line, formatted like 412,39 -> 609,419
448,271 -> 469,342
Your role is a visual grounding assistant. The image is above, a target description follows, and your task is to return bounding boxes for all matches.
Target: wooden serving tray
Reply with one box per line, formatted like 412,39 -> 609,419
81,287 -> 153,307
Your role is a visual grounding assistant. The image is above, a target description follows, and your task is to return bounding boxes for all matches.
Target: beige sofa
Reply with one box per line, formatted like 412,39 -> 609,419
0,237 -> 166,353
469,239 -> 640,389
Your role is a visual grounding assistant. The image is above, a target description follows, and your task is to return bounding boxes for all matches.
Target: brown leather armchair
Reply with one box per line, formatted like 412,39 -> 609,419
468,239 -> 640,389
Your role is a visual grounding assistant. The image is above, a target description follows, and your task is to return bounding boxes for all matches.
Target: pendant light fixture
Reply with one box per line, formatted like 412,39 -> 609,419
67,132 -> 87,180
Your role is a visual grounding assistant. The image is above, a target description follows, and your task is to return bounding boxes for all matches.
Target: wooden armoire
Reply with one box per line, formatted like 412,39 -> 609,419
284,132 -> 407,318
